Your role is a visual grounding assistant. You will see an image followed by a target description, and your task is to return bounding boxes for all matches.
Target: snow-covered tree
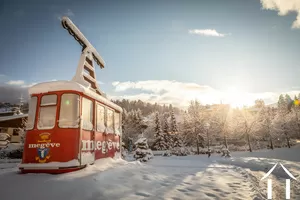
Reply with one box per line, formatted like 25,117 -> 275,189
163,113 -> 169,134
170,109 -> 183,148
152,112 -> 168,150
271,112 -> 294,148
170,109 -> 178,133
133,137 -> 153,162
187,100 -> 206,149
234,108 -> 260,152
258,107 -> 276,150
210,105 -> 231,149
162,113 -> 173,149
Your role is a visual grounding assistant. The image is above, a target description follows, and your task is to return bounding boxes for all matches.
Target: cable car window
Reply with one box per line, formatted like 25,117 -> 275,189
59,94 -> 80,128
106,109 -> 114,133
114,112 -> 120,135
37,106 -> 57,130
82,97 -> 93,130
26,96 -> 37,130
96,104 -> 105,132
41,94 -> 57,106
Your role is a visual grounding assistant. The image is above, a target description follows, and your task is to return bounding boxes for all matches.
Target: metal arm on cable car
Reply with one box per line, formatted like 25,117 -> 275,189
61,16 -> 105,68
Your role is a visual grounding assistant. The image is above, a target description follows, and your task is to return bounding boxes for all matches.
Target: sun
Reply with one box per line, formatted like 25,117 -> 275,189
225,87 -> 247,108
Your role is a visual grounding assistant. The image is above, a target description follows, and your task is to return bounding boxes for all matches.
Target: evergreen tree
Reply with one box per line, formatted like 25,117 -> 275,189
285,94 -> 292,104
170,109 -> 178,133
133,137 -> 153,162
162,113 -> 173,149
170,109 -> 183,148
135,109 -> 143,134
152,112 -> 168,150
163,114 -> 169,134
278,94 -> 286,111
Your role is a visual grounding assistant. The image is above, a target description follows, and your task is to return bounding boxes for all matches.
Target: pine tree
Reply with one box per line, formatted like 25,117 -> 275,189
170,109 -> 183,148
133,137 -> 153,162
285,94 -> 292,104
135,109 -> 143,134
170,109 -> 178,133
163,114 -> 169,134
152,112 -> 168,150
278,94 -> 286,111
163,113 -> 173,149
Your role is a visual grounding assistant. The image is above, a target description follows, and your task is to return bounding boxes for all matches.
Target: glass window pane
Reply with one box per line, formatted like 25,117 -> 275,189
41,94 -> 57,106
96,104 -> 105,132
107,109 -> 114,133
37,106 -> 56,129
59,94 -> 80,128
82,98 -> 93,130
114,112 -> 120,134
26,96 -> 37,130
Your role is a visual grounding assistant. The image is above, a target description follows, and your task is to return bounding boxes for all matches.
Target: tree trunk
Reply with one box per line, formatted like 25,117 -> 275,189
297,122 -> 300,138
246,132 -> 252,152
223,131 -> 228,149
207,130 -> 210,150
285,132 -> 291,148
196,140 -> 200,155
269,134 -> 274,150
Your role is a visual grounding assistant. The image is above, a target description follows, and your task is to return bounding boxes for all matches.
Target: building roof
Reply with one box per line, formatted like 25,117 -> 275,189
0,114 -> 28,122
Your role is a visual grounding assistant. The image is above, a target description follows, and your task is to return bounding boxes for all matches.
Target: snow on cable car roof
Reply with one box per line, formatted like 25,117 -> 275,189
29,81 -> 122,113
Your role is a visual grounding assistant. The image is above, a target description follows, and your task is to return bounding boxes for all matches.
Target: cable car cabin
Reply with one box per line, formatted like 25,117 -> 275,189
19,81 -> 122,174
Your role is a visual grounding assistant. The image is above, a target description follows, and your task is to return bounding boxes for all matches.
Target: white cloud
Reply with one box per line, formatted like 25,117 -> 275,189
5,80 -> 25,85
21,83 -> 38,88
111,80 -> 300,108
260,0 -> 300,29
188,29 -> 227,37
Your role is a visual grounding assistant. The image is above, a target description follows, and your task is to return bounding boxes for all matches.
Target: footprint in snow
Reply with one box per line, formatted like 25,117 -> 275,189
212,188 -> 223,193
176,188 -> 188,193
135,192 -> 151,197
186,188 -> 198,192
205,192 -> 218,198
160,182 -> 170,186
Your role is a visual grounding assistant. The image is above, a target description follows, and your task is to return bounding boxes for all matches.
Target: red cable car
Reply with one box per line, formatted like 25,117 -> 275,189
19,17 -> 123,174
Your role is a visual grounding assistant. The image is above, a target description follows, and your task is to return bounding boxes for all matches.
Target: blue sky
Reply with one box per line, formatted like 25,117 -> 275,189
0,0 -> 300,107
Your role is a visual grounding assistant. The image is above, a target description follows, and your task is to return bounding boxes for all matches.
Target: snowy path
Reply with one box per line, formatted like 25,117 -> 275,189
0,146 -> 299,200
0,157 -> 263,200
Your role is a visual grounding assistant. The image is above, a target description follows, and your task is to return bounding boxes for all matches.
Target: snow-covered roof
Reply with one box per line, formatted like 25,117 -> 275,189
0,114 -> 28,122
29,81 -> 122,113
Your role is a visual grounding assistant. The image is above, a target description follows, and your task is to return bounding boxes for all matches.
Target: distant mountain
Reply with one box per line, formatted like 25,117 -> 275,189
0,85 -> 29,103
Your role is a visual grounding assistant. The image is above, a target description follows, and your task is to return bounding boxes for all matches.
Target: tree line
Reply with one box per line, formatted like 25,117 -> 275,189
115,94 -> 300,153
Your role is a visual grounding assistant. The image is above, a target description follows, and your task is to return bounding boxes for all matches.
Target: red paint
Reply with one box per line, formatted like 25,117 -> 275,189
22,129 -> 79,164
19,166 -> 85,174
20,90 -> 122,174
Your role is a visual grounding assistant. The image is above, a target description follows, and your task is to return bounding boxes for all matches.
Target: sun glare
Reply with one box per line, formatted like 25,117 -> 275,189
225,87 -> 247,108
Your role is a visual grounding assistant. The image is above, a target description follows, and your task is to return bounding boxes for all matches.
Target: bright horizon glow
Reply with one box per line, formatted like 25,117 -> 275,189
224,86 -> 251,108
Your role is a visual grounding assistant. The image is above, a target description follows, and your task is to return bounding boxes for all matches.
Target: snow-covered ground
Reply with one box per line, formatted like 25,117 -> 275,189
0,145 -> 299,200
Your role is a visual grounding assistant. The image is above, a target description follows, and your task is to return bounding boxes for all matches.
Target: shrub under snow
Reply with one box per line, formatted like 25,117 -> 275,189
171,147 -> 189,156
133,137 -> 153,162
221,148 -> 231,158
